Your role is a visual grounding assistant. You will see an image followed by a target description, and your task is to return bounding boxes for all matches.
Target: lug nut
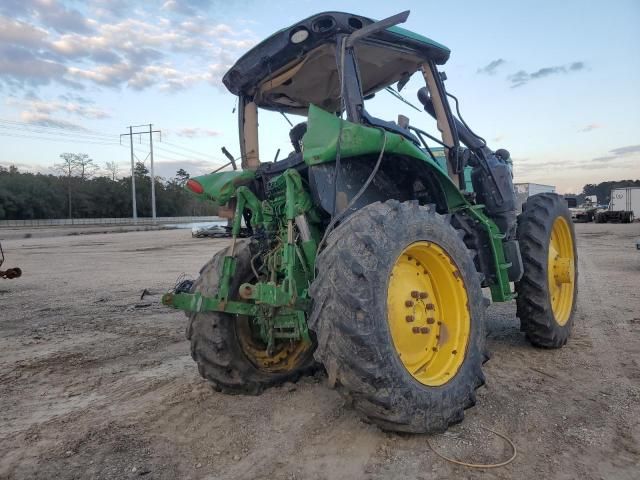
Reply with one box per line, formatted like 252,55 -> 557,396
419,292 -> 428,299
406,315 -> 415,323
412,326 -> 420,334
427,317 -> 435,324
426,303 -> 435,310
405,300 -> 414,307
411,291 -> 420,298
420,327 -> 429,334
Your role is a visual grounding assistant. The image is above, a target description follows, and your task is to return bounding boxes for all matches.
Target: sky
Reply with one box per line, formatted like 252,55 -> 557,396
0,0 -> 639,193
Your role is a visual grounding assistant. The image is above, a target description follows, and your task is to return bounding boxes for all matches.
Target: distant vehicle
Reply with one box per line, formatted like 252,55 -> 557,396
595,187 -> 638,223
191,223 -> 249,238
570,197 -> 598,223
565,197 -> 578,208
192,224 -> 228,238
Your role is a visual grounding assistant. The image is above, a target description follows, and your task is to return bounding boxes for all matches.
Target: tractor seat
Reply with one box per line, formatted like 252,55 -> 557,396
361,110 -> 420,145
256,151 -> 305,177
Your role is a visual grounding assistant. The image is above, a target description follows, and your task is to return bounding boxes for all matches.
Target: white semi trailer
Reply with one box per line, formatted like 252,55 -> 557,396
595,187 -> 639,223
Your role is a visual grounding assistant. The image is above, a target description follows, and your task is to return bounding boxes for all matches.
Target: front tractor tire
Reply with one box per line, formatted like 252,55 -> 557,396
310,201 -> 487,433
516,193 -> 578,348
187,240 -> 316,394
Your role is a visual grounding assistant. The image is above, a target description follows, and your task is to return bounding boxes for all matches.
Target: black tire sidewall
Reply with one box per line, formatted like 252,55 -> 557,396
189,240 -> 315,391
371,214 -> 484,397
311,201 -> 486,430
516,193 -> 578,346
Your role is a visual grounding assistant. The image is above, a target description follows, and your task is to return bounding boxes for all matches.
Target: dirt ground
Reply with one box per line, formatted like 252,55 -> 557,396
1,223 -> 639,480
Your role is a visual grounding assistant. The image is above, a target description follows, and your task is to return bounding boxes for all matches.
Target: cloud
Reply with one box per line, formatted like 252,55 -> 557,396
0,15 -> 49,48
0,44 -> 69,87
6,95 -> 110,132
578,123 -> 602,133
609,145 -> 640,156
0,6 -> 256,93
30,100 -> 110,119
508,61 -> 586,88
590,144 -> 640,166
35,4 -> 95,35
175,127 -> 220,138
477,59 -> 505,75
19,111 -> 86,130
0,0 -> 95,34
161,0 -> 214,16
514,145 -> 640,174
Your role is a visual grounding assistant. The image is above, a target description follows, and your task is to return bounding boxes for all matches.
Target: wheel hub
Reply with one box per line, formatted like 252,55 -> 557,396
547,217 -> 575,325
387,241 -> 470,387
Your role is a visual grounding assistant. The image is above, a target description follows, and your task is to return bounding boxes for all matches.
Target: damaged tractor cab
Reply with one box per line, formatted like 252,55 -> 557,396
163,11 -> 577,433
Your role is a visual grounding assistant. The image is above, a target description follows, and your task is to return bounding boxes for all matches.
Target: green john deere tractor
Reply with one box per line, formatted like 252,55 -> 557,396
162,11 -> 578,433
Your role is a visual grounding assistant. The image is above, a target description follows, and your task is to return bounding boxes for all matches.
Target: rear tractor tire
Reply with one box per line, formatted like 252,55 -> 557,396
516,193 -> 578,348
310,200 -> 487,433
187,240 -> 316,394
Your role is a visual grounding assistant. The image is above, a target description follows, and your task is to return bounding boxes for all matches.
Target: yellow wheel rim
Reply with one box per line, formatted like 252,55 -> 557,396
548,217 -> 575,325
387,241 -> 471,387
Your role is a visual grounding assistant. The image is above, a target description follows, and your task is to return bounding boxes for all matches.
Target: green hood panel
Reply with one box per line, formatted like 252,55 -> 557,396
302,104 -> 467,208
189,170 -> 255,205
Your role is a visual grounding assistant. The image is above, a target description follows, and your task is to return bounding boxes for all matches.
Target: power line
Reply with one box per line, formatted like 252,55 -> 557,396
0,130 -> 122,146
0,118 -> 228,163
121,124 -> 162,221
0,118 -> 119,140
153,144 -> 223,164
161,140 -> 221,161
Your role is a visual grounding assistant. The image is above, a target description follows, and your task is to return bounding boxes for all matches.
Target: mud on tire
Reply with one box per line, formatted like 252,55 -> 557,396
309,200 -> 487,433
187,240 -> 316,394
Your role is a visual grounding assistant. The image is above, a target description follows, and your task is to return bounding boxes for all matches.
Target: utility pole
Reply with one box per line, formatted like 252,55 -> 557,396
148,124 -> 156,221
128,126 -> 137,222
121,124 -> 161,223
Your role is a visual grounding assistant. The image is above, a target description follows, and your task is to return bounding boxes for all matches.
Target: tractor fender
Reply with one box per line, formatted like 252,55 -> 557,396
303,104 -> 469,215
308,154 -> 450,217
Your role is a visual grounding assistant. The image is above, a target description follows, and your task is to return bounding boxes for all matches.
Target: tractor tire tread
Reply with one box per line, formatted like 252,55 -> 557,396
515,193 -> 578,348
310,200 -> 487,433
188,240 -> 315,395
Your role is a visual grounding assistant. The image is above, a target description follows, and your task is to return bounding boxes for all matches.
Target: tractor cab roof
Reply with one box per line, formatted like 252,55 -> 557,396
222,11 -> 450,115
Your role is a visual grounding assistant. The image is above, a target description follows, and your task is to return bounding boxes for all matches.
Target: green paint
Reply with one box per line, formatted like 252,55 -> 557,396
461,205 -> 514,302
302,105 -> 512,302
303,104 -> 467,210
386,25 -> 450,54
429,147 -> 473,192
162,292 -> 257,316
189,170 -> 255,205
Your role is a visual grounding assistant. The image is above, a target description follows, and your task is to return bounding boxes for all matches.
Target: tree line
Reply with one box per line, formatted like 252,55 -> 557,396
1,153 -> 638,220
0,153 -> 216,220
580,180 -> 640,205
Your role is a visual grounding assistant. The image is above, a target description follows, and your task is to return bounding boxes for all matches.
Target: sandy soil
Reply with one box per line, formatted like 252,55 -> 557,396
1,223 -> 639,480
